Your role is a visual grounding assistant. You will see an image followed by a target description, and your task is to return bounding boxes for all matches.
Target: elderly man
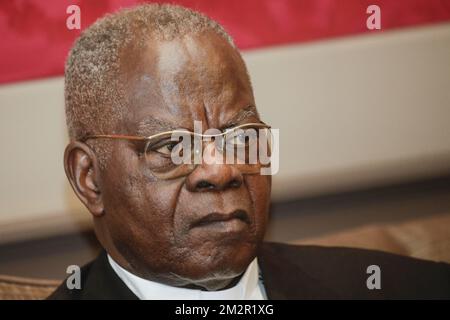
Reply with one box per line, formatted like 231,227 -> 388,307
49,4 -> 450,299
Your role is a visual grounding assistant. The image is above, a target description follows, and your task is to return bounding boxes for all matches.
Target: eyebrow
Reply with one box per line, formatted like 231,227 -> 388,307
222,105 -> 260,129
136,118 -> 179,137
136,105 -> 260,137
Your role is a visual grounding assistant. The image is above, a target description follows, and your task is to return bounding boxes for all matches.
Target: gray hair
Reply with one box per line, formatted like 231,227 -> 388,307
65,3 -> 236,166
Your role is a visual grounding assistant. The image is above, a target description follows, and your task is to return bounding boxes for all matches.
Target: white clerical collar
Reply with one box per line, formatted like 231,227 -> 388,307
108,254 -> 266,300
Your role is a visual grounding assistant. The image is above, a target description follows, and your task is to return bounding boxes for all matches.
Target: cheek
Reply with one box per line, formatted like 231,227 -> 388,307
101,167 -> 190,271
245,175 -> 271,232
100,148 -> 184,251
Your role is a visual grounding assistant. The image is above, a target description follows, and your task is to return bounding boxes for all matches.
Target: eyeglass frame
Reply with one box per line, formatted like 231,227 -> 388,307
80,122 -> 271,149
77,122 -> 272,180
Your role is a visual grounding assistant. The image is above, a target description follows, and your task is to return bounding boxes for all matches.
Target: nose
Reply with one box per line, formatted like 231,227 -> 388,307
186,163 -> 243,192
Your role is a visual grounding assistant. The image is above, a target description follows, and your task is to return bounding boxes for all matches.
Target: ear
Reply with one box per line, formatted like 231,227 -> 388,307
64,141 -> 104,216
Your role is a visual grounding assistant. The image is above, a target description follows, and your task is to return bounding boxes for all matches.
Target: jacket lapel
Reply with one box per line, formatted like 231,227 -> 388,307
257,242 -> 341,299
81,251 -> 138,300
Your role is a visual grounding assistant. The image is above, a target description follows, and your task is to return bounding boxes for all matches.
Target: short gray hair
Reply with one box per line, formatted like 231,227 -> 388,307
65,3 -> 236,165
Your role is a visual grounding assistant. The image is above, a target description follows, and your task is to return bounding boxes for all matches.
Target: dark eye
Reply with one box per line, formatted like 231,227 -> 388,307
153,142 -> 178,156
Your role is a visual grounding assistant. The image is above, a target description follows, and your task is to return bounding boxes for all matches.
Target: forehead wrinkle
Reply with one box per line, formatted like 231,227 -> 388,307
136,117 -> 181,136
200,68 -> 252,128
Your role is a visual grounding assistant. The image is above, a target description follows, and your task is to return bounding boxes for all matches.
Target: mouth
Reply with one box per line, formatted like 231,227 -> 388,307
191,209 -> 250,231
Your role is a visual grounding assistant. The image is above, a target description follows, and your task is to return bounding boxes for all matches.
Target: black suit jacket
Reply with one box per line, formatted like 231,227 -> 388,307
48,242 -> 450,299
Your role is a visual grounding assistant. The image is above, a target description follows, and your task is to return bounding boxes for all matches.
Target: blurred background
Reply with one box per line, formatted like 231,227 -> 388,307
1,0 -> 450,282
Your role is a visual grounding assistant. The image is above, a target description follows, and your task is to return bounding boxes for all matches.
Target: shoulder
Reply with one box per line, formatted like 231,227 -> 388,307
258,242 -> 450,299
47,251 -> 137,300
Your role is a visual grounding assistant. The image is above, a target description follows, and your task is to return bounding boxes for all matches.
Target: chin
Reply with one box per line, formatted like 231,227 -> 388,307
179,239 -> 258,282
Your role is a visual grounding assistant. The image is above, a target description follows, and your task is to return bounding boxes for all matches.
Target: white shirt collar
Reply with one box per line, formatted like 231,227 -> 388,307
108,254 -> 266,300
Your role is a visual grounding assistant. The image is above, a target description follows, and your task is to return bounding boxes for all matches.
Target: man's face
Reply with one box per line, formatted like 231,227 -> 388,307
97,32 -> 271,289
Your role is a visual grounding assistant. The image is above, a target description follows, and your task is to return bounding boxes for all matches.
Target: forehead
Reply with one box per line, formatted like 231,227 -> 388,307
120,32 -> 256,134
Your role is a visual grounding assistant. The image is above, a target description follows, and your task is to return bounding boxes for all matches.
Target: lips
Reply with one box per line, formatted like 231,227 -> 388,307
191,209 -> 250,229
